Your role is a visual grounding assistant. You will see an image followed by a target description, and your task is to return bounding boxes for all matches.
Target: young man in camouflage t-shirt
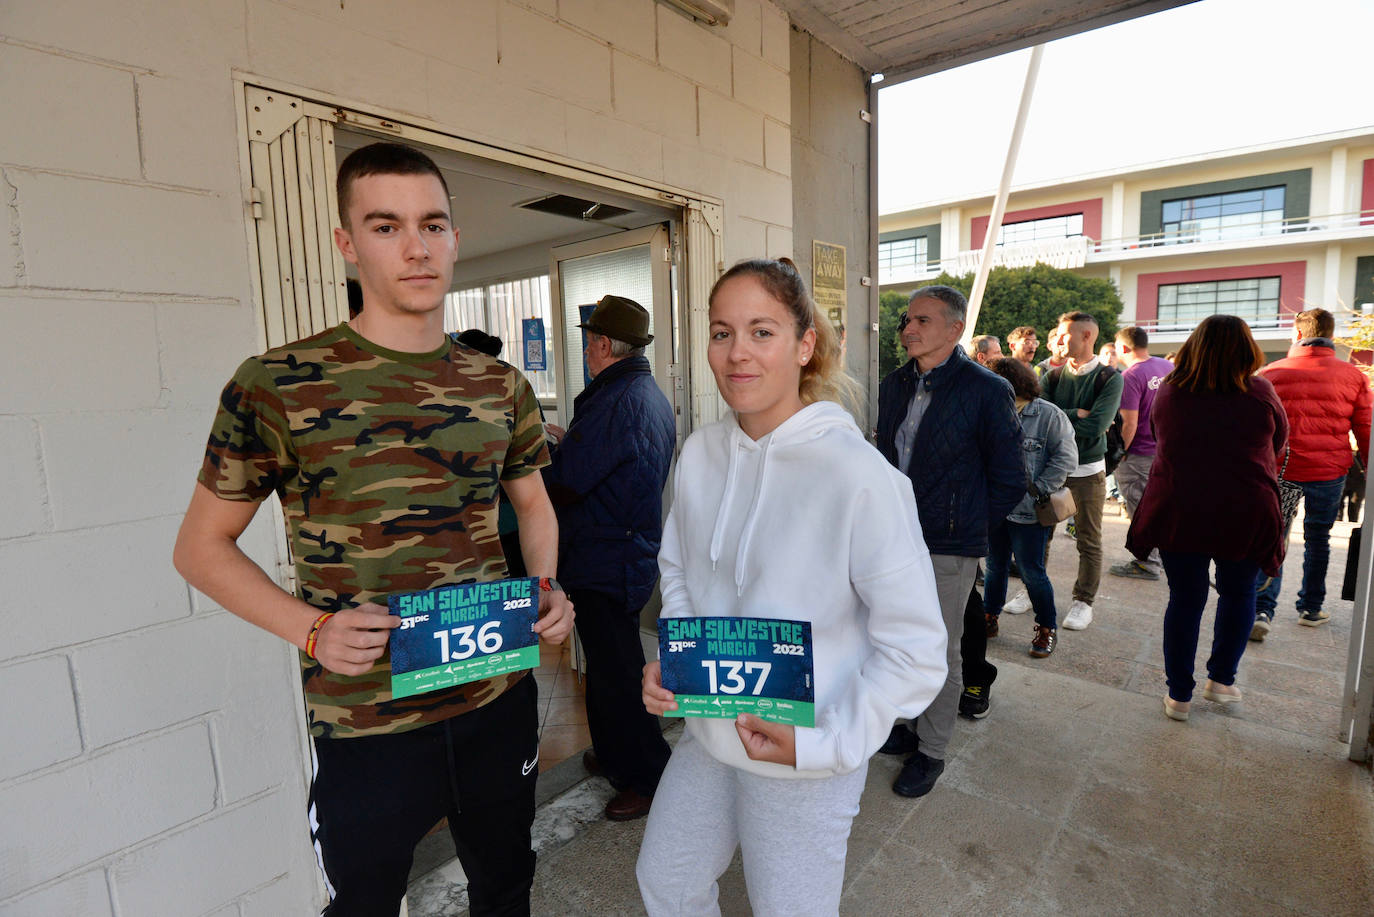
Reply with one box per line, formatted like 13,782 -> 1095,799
174,143 -> 574,916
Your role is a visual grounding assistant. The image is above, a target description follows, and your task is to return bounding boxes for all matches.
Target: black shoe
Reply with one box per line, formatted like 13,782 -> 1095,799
582,749 -> 604,777
892,750 -> 945,798
959,684 -> 991,719
1009,558 -> 1021,579
985,613 -> 999,639
877,723 -> 919,755
604,787 -> 654,821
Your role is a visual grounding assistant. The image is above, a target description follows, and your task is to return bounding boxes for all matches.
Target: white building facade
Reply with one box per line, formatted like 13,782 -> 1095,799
879,128 -> 1374,356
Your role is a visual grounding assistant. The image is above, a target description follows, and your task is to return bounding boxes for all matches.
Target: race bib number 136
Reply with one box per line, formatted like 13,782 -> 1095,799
388,578 -> 540,699
658,616 -> 815,728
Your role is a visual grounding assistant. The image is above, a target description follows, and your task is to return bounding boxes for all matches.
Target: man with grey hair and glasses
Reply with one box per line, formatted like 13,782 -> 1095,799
875,285 -> 1024,799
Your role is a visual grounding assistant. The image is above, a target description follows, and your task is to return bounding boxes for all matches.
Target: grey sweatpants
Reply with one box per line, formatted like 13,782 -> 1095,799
912,554 -> 979,760
636,731 -> 868,917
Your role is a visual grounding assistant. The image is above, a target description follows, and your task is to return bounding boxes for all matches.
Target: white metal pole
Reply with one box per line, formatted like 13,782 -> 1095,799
962,45 -> 1045,344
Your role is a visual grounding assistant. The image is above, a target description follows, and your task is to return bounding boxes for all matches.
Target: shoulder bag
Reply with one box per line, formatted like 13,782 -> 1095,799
1030,481 -> 1076,527
1278,446 -> 1303,528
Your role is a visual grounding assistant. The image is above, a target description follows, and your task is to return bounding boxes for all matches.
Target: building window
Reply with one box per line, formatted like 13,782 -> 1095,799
1161,186 -> 1285,243
879,236 -> 928,282
997,213 -> 1083,246
446,274 -> 556,399
1157,276 -> 1281,326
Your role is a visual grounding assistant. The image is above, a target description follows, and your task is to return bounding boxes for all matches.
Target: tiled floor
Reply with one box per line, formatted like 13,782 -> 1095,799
533,641 -> 591,774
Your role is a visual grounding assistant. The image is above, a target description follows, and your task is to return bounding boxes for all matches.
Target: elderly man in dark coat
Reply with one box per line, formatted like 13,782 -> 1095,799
543,295 -> 676,821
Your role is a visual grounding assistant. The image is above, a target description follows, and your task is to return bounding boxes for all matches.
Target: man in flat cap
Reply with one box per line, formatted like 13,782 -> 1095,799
543,295 -> 676,821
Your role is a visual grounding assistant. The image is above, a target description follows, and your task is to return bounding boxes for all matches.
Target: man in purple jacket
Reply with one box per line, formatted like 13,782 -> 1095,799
1109,326 -> 1174,580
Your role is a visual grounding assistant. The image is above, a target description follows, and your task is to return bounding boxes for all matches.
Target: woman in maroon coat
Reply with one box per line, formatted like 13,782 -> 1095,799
1127,315 -> 1288,722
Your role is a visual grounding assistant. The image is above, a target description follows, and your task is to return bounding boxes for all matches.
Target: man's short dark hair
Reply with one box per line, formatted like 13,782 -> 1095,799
1058,310 -> 1097,328
1116,326 -> 1148,350
910,285 -> 967,325
1294,308 -> 1335,340
336,142 -> 451,228
1007,326 -> 1037,344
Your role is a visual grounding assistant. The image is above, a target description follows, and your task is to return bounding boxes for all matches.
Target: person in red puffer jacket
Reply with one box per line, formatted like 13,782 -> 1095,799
1251,307 -> 1372,639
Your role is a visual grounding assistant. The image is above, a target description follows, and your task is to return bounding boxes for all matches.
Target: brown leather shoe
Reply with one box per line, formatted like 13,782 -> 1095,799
604,787 -> 654,821
582,750 -> 604,778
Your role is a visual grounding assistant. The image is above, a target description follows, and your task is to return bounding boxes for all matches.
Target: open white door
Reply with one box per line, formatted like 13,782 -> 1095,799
548,225 -> 673,424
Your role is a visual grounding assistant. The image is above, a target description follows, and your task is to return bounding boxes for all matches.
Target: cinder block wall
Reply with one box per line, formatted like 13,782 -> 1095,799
0,1 -> 798,913
787,29 -> 872,418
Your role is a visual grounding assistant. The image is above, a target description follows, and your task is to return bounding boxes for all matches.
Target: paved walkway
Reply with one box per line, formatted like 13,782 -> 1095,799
412,508 -> 1374,916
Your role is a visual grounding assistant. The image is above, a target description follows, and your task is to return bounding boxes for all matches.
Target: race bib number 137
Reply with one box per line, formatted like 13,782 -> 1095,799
658,616 -> 815,728
388,578 -> 540,699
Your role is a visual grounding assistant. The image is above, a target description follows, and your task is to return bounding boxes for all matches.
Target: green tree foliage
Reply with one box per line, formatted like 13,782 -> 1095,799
877,263 -> 1125,378
1335,313 -> 1374,388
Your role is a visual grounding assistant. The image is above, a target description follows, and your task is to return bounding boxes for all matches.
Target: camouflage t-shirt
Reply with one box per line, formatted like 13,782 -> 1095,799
198,323 -> 550,738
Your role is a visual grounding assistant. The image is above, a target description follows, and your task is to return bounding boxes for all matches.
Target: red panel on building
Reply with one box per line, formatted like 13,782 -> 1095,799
1135,261 -> 1308,322
971,198 -> 1104,249
1362,159 -> 1374,225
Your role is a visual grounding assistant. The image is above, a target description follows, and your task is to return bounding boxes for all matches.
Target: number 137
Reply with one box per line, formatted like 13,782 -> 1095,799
701,660 -> 771,695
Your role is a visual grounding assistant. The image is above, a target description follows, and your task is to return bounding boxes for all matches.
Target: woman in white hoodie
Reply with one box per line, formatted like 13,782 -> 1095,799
635,258 -> 948,916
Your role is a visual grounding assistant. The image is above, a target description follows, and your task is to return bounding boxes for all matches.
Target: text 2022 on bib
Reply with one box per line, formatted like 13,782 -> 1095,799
388,578 -> 540,699
658,617 -> 815,728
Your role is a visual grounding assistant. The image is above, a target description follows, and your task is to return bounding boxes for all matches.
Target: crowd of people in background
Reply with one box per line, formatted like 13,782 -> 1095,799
172,140 -> 1371,916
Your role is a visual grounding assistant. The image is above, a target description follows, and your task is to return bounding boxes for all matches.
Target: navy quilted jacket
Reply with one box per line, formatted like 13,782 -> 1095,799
876,347 -> 1026,557
542,356 -> 676,609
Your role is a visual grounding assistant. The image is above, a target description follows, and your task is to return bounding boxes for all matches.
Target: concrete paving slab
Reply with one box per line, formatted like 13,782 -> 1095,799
409,513 -> 1373,915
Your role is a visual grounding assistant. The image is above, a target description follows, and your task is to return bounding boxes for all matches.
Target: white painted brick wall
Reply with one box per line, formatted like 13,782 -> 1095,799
0,870 -> 111,917
0,0 -> 248,80
279,0 -> 500,74
499,4 -> 613,112
210,654 -> 311,804
426,59 -> 571,158
733,46 -> 791,122
613,51 -> 700,142
135,74 -> 243,192
0,3 -> 806,913
0,656 -> 81,781
240,874 -> 317,917
728,162 -> 793,225
11,173 -> 243,297
109,793 -> 304,917
155,302 -> 262,409
41,409 -> 207,530
727,0 -> 765,55
761,1 -> 790,68
566,107 -> 665,182
2,169 -> 19,287
767,225 -> 795,260
699,91 -> 765,166
0,724 -> 215,890
560,0 -> 656,50
0,418 -> 47,540
0,298 -> 162,414
657,5 -> 733,96
4,517 -> 190,658
765,118 -> 792,176
72,613 -> 259,750
0,45 -> 141,180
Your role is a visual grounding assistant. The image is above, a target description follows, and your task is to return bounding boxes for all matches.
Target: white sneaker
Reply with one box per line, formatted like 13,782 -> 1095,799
1063,601 -> 1094,630
1003,591 -> 1032,614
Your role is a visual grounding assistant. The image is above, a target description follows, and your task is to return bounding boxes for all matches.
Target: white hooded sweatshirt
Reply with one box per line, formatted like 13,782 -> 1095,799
658,400 -> 948,779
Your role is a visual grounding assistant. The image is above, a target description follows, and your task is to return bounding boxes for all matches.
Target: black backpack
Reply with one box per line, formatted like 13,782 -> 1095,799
1044,365 -> 1126,475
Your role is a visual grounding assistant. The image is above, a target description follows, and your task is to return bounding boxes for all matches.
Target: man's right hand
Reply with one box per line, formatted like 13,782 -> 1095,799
311,603 -> 401,676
